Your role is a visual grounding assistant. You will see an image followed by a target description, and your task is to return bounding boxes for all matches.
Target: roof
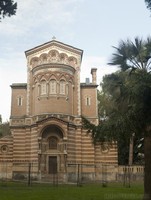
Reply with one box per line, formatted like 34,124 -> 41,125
80,83 -> 98,88
10,83 -> 27,89
25,39 -> 83,60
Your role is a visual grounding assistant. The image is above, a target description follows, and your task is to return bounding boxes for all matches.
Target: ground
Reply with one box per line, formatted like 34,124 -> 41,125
0,181 -> 143,200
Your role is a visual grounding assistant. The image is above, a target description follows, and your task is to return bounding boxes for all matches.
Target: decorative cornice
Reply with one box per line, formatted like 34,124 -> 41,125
10,83 -> 27,89
28,49 -> 80,70
32,63 -> 75,75
80,83 -> 98,88
37,115 -> 69,125
33,71 -> 74,84
10,114 -> 79,128
25,40 -> 83,59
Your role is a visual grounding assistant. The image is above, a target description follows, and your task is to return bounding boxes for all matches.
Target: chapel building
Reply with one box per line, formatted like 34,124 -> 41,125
0,39 -> 118,182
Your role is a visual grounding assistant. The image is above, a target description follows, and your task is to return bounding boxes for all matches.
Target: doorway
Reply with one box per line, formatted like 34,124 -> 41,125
49,156 -> 57,174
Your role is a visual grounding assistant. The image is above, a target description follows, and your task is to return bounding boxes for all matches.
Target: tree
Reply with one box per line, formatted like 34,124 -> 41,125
0,0 -> 17,21
109,37 -> 151,72
97,86 -> 123,158
0,121 -> 10,137
0,115 -> 2,124
107,37 -> 151,200
145,0 -> 151,11
82,37 -> 151,200
98,84 -> 133,165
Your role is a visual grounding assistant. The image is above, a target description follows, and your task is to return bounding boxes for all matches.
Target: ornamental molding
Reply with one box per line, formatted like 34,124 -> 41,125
33,71 -> 74,84
28,48 -> 81,70
32,64 -> 75,75
25,41 -> 83,59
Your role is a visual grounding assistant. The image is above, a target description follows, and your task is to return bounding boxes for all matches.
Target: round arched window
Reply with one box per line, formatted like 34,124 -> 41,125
49,137 -> 58,149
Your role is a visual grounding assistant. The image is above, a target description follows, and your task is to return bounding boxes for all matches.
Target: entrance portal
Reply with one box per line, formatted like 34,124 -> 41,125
49,156 -> 57,174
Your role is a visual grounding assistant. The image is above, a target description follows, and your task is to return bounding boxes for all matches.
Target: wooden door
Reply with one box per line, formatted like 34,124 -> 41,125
49,156 -> 57,174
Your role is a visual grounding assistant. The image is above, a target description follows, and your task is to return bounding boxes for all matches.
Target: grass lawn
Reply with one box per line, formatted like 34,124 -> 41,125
0,181 -> 143,200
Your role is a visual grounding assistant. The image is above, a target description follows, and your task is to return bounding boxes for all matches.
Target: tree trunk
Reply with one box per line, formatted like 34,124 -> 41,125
129,134 -> 134,165
143,136 -> 151,200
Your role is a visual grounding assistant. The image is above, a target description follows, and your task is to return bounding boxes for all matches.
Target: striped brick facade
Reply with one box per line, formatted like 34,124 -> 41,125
0,40 -> 118,182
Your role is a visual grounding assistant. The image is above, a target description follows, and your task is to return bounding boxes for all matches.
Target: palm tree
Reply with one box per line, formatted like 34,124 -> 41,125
109,37 -> 151,200
109,37 -> 151,72
82,37 -> 151,198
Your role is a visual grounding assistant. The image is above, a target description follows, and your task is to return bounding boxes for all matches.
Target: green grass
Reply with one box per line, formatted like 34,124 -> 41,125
0,181 -> 143,200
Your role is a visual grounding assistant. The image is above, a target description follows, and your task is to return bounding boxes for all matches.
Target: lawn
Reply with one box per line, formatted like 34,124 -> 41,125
0,181 -> 143,200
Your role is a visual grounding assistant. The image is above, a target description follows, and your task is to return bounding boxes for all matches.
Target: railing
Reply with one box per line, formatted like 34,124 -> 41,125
0,161 -> 144,184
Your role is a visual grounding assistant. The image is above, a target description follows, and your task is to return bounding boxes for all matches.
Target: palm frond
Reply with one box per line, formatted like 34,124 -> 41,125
109,37 -> 151,72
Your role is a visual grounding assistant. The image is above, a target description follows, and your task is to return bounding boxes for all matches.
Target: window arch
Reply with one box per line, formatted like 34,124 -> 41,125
39,53 -> 48,63
30,57 -> 39,66
50,79 -> 57,94
60,80 -> 66,95
49,136 -> 58,149
86,96 -> 91,106
17,96 -> 23,106
41,80 -> 47,95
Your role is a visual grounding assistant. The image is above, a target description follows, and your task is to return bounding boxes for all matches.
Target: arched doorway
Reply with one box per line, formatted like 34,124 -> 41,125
39,125 -> 66,175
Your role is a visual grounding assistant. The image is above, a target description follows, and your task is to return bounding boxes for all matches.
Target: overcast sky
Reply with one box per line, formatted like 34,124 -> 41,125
0,0 -> 151,122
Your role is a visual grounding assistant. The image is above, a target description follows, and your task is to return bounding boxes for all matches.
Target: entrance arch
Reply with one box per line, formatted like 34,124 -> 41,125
41,125 -> 64,140
39,124 -> 65,175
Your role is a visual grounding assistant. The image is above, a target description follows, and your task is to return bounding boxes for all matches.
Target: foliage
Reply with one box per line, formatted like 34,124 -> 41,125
145,0 -> 151,11
83,71 -> 151,140
0,121 -> 10,137
82,37 -> 151,161
0,0 -> 17,21
97,90 -> 114,120
107,37 -> 151,139
101,71 -> 149,165
134,138 -> 144,165
108,37 -> 151,72
82,36 -> 151,199
0,115 -> 2,124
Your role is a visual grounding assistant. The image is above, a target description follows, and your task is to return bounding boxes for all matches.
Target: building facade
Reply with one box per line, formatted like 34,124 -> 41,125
0,39 -> 118,182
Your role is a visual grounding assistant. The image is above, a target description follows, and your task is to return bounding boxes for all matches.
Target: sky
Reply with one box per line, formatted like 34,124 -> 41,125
0,0 -> 151,122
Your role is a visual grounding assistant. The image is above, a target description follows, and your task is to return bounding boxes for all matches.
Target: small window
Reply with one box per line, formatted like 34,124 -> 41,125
86,97 -> 91,106
50,80 -> 57,94
49,137 -> 58,149
1,145 -> 8,153
17,96 -> 23,106
60,80 -> 66,95
41,80 -> 47,95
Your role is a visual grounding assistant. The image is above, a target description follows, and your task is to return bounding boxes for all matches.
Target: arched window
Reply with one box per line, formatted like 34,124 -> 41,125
41,80 -> 47,95
86,96 -> 91,106
50,79 -> 57,94
60,80 -> 66,95
49,136 -> 58,149
17,96 -> 23,106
